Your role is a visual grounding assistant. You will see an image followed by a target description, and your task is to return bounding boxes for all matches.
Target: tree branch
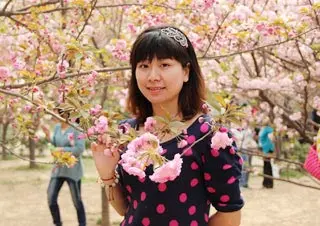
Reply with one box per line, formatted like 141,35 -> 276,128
201,26 -> 320,60
1,0 -> 13,13
0,3 -> 191,17
1,26 -> 318,90
76,0 -> 98,40
16,0 -> 59,12
202,0 -> 236,57
0,88 -> 84,133
259,91 -> 313,144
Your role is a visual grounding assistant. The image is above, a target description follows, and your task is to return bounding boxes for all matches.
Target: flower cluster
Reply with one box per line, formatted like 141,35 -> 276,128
51,150 -> 78,168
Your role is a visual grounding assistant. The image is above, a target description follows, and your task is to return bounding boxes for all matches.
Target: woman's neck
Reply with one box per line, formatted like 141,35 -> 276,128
152,104 -> 181,120
61,123 -> 69,129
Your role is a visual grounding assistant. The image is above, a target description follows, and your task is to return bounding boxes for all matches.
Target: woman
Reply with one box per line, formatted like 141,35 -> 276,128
258,125 -> 275,188
43,109 -> 86,226
91,26 -> 243,226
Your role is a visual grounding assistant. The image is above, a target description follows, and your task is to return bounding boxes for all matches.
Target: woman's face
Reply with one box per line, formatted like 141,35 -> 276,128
135,57 -> 189,109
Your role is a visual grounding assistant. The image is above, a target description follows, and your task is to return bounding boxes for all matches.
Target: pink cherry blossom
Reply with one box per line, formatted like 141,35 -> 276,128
211,131 -> 233,150
94,116 -> 108,134
0,67 -> 10,82
77,133 -> 87,140
87,70 -> 98,87
144,117 -> 156,132
90,104 -> 102,116
149,154 -> 183,183
289,112 -> 302,121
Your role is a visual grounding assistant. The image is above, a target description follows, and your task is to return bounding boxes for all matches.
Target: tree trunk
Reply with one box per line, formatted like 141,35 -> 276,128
101,188 -> 110,226
1,122 -> 9,160
29,137 -> 37,168
100,86 -> 110,226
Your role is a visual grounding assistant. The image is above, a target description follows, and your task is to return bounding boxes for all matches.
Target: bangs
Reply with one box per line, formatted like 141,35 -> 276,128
131,31 -> 189,65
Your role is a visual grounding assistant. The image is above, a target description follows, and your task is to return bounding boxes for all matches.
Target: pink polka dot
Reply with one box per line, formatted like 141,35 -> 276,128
128,215 -> 133,224
158,183 -> 167,192
190,178 -> 199,187
187,135 -> 196,144
184,148 -> 193,156
156,204 -> 166,214
219,127 -> 228,132
200,123 -> 209,133
142,217 -> 150,226
127,196 -> 131,202
220,195 -> 230,203
133,200 -> 138,209
204,173 -> 211,181
223,164 -> 232,170
218,203 -> 227,207
207,200 -> 211,205
239,157 -> 244,165
179,193 -> 188,203
211,148 -> 219,157
191,162 -> 199,170
227,176 -> 236,184
140,192 -> 147,201
190,220 -> 198,226
139,177 -> 146,183
126,185 -> 132,193
121,220 -> 126,226
188,205 -> 197,215
229,147 -> 236,155
207,187 -> 216,193
204,213 -> 209,222
169,219 -> 179,226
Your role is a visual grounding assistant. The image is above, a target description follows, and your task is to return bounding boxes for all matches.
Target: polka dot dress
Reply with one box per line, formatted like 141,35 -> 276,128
118,115 -> 244,226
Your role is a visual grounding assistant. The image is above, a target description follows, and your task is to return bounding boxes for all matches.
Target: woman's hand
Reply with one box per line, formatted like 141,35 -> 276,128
91,135 -> 120,179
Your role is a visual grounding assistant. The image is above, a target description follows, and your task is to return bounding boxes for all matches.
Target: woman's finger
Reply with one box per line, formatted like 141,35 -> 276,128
91,142 -> 97,152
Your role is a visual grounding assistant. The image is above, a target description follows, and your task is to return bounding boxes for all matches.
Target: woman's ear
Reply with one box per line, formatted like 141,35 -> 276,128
183,63 -> 190,82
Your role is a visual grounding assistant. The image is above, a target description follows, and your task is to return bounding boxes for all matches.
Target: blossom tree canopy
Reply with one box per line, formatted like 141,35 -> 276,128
0,0 -> 319,155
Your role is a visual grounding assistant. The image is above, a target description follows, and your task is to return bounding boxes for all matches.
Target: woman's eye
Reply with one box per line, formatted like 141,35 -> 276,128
138,64 -> 148,68
161,63 -> 170,68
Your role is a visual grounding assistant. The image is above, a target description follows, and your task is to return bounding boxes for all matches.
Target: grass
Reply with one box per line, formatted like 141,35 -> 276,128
280,168 -> 304,179
15,164 -> 52,171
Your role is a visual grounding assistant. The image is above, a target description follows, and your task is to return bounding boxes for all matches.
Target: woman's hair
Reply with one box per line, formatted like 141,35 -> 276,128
126,25 -> 206,123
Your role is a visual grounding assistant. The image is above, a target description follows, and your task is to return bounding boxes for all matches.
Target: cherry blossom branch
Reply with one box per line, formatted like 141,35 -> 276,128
1,26 -> 318,90
1,144 -> 53,164
201,26 -> 320,60
259,91 -> 313,144
0,88 -> 84,133
202,0 -> 236,57
239,149 -> 304,167
1,66 -> 130,89
308,0 -> 320,27
1,0 -> 13,12
257,173 -> 320,191
295,41 -> 311,130
241,148 -> 320,187
263,50 -> 305,68
76,0 -> 98,40
16,0 -> 60,12
0,3 -> 191,17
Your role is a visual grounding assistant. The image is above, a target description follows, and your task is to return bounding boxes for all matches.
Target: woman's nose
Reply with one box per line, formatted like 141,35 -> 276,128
148,65 -> 161,81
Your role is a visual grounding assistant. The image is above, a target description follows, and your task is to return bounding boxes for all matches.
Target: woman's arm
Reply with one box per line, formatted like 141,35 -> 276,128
91,141 -> 128,215
104,184 -> 128,216
208,210 -> 241,226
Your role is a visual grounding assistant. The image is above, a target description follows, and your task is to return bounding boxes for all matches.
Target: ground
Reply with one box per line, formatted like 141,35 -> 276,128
1,154 -> 320,226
